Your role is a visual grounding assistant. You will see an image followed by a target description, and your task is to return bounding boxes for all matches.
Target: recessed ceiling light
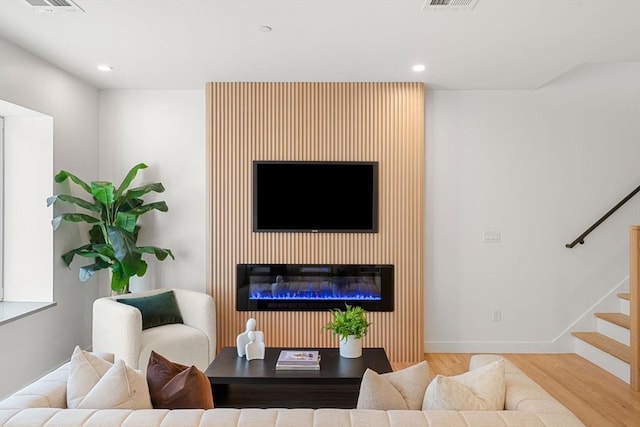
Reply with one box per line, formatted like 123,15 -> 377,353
412,64 -> 426,72
97,65 -> 113,72
258,26 -> 272,33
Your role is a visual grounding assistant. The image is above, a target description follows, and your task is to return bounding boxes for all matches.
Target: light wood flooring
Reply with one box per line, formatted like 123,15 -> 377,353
413,353 -> 640,427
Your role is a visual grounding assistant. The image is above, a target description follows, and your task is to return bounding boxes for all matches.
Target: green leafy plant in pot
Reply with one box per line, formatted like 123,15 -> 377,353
47,163 -> 174,294
323,303 -> 371,358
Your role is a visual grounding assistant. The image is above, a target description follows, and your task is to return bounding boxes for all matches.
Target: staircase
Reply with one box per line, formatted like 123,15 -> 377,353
572,293 -> 631,383
571,225 -> 638,391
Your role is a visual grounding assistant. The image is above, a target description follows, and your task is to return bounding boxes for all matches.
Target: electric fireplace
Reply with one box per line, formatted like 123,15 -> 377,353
236,264 -> 394,312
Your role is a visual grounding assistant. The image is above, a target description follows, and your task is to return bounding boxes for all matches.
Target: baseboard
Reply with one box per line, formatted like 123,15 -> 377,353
424,340 -> 567,353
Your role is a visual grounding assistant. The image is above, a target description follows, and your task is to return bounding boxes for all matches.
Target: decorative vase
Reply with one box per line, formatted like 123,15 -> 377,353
339,335 -> 362,358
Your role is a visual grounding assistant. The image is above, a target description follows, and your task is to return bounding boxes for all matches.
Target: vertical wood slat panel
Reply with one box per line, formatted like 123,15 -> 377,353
207,83 -> 424,362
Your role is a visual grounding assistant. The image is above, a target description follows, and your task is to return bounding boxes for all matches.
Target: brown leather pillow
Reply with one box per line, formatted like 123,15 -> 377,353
146,351 -> 214,409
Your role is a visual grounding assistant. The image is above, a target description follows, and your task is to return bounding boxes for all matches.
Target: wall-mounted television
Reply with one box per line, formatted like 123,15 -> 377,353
253,161 -> 378,233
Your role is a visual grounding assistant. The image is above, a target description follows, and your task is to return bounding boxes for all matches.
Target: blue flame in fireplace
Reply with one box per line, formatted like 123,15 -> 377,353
249,291 -> 381,301
248,275 -> 382,301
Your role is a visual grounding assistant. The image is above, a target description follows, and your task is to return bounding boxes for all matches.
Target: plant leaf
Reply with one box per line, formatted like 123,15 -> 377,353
71,248 -> 113,262
107,226 -> 142,276
54,170 -> 92,194
110,262 -> 131,292
91,181 -> 115,206
118,198 -> 143,212
51,213 -> 101,230
115,212 -> 138,233
47,194 -> 100,212
79,259 -> 111,282
138,246 -> 175,261
323,304 -> 370,339
61,244 -> 113,269
125,183 -> 165,200
92,243 -> 115,259
114,163 -> 148,200
135,260 -> 148,277
88,224 -> 105,244
61,244 -> 93,267
128,201 -> 168,216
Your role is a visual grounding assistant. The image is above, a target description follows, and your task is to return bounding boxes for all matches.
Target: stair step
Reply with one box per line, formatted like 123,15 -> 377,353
572,332 -> 631,364
594,312 -> 630,330
574,336 -> 631,383
617,293 -> 630,301
618,294 -> 630,315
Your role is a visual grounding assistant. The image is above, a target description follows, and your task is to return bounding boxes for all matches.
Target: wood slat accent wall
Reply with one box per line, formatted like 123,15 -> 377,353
206,82 -> 424,363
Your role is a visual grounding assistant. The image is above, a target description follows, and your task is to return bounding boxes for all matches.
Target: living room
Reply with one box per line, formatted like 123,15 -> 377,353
0,1 -> 639,425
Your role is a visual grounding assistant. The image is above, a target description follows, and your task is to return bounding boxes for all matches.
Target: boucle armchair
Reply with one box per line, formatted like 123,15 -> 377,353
92,288 -> 216,372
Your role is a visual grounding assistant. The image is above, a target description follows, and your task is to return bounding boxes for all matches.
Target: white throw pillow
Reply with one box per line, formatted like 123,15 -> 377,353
357,361 -> 431,410
67,346 -> 152,409
422,358 -> 505,411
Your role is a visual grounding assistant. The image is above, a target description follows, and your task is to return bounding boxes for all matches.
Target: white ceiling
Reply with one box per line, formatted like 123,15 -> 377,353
0,0 -> 639,90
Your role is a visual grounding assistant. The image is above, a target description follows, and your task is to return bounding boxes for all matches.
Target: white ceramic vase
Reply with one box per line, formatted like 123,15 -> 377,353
339,335 -> 362,358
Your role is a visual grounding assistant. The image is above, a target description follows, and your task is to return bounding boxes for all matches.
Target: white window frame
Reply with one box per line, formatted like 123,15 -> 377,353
0,100 -> 54,325
0,115 -> 4,302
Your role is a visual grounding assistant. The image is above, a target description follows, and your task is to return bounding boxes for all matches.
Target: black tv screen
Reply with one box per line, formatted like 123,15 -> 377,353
253,161 -> 378,233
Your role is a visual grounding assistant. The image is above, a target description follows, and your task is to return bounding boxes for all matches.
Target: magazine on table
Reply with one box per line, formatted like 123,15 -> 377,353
276,350 -> 321,370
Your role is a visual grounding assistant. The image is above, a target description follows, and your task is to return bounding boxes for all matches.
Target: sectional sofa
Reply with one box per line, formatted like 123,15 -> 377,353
0,354 -> 584,426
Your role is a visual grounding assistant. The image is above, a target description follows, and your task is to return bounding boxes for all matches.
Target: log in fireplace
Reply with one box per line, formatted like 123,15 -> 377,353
236,264 -> 394,312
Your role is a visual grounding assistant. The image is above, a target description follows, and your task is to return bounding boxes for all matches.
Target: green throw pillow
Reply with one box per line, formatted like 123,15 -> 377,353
117,290 -> 184,330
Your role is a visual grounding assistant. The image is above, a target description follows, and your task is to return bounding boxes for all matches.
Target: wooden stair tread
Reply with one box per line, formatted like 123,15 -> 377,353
594,312 -> 630,329
617,293 -> 630,301
572,332 -> 631,364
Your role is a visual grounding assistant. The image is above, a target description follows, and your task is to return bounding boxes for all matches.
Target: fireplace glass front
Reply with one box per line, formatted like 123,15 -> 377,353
236,264 -> 394,312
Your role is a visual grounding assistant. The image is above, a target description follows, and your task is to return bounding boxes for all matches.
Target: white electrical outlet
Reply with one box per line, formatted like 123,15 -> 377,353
492,309 -> 502,322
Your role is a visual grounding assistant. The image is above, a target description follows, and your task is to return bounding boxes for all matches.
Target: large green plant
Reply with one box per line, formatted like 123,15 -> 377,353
47,163 -> 174,293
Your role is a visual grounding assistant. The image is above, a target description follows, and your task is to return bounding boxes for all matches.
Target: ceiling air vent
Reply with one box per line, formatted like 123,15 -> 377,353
423,0 -> 479,10
23,0 -> 84,13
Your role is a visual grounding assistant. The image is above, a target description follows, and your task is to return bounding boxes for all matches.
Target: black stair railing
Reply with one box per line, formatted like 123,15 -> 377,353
566,183 -> 640,248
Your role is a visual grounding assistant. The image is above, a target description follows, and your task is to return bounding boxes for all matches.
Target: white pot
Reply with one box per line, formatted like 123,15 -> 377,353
339,335 -> 362,358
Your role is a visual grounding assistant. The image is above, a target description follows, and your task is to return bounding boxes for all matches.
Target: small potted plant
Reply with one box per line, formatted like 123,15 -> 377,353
323,304 -> 371,358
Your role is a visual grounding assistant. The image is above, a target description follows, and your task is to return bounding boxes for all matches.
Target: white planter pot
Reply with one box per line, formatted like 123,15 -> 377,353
339,335 -> 362,358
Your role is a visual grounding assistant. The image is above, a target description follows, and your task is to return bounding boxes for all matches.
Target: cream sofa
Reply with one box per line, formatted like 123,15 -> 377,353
0,355 -> 584,427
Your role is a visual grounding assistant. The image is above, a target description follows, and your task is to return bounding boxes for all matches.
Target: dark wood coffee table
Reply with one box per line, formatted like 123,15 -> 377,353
205,346 -> 392,408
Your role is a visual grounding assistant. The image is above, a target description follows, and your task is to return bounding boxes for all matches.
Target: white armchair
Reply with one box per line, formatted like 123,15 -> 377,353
92,288 -> 216,372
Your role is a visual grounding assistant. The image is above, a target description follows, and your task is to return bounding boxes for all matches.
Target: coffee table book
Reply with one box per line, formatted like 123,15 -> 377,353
276,350 -> 321,370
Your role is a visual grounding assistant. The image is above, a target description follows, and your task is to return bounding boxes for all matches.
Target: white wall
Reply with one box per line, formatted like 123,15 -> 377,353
0,37 -> 99,398
98,90 -> 206,294
425,63 -> 640,352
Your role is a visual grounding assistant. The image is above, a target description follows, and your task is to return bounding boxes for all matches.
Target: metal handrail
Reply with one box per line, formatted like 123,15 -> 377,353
566,184 -> 640,248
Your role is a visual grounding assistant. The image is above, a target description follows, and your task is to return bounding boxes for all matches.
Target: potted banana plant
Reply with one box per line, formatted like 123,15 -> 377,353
47,163 -> 174,294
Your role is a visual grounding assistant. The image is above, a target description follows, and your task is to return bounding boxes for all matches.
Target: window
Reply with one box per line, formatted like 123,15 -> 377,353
0,100 -> 54,323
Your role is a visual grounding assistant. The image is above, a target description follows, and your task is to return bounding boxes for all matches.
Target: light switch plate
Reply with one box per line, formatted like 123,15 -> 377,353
482,230 -> 501,243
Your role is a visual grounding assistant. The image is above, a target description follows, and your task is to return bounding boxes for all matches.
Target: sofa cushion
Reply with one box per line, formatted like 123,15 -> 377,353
67,346 -> 152,410
422,358 -> 505,411
146,351 -> 214,409
139,323 -> 210,373
117,290 -> 184,330
356,361 -> 430,410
